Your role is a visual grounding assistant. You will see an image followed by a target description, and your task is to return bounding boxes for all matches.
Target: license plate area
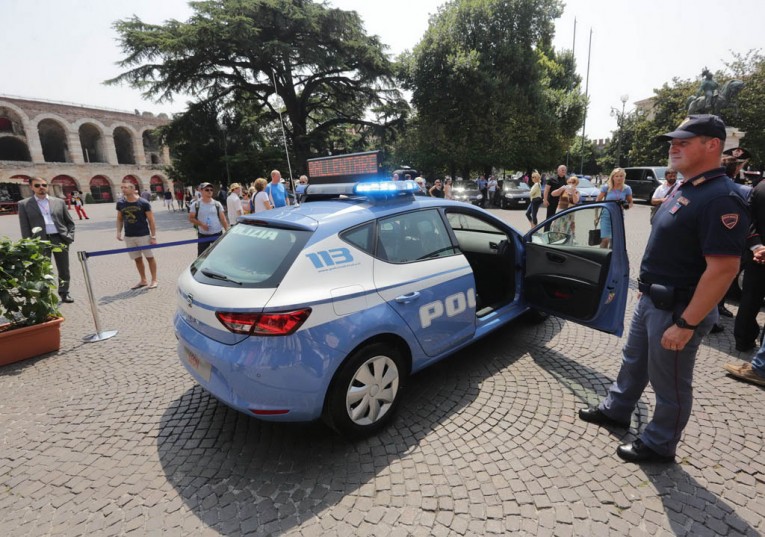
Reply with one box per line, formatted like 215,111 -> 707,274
185,348 -> 212,381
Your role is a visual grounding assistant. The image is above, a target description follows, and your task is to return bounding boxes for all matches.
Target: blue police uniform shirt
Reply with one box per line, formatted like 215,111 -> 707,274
640,167 -> 749,289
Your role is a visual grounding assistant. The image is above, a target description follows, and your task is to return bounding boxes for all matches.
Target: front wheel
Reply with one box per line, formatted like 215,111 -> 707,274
323,343 -> 406,438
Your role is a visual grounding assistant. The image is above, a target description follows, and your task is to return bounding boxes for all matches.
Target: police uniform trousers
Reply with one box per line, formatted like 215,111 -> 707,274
734,258 -> 765,348
599,294 -> 717,457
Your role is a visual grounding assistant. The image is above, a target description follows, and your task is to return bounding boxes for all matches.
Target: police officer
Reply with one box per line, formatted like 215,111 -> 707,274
579,115 -> 749,463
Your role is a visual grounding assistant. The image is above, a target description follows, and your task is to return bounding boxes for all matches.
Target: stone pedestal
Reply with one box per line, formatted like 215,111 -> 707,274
725,127 -> 745,151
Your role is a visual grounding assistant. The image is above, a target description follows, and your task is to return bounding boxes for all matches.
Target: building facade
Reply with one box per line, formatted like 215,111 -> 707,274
0,96 -> 174,206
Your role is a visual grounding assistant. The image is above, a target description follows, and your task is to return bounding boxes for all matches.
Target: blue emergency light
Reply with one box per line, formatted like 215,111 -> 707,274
303,180 -> 419,201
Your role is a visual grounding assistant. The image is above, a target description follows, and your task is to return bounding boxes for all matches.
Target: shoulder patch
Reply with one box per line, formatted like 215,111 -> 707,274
721,213 -> 740,229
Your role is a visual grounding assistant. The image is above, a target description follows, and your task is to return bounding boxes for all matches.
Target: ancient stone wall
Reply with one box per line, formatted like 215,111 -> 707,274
0,96 -> 176,203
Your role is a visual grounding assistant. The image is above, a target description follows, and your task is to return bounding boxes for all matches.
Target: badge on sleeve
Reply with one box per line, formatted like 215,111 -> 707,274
721,214 -> 740,229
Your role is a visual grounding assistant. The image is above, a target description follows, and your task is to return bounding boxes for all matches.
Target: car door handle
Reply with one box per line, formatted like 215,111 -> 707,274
546,252 -> 566,264
395,292 -> 421,303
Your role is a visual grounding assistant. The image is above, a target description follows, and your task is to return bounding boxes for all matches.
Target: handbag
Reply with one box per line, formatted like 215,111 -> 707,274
588,209 -> 601,246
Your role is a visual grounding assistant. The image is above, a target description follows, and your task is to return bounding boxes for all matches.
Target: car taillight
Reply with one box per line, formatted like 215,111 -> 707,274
215,308 -> 311,336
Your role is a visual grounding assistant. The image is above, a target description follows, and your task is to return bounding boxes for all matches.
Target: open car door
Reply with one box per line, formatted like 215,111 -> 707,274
522,203 -> 629,336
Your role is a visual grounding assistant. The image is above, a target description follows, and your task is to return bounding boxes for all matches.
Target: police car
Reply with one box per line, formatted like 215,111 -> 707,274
175,180 -> 629,437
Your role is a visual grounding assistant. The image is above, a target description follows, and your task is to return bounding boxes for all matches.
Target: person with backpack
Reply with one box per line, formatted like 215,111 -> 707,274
188,182 -> 229,256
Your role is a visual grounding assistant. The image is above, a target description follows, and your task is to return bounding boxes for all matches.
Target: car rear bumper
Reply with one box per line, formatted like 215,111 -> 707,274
174,312 -> 340,422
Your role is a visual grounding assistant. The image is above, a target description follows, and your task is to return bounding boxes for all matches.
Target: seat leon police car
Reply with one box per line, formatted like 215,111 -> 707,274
175,180 -> 629,437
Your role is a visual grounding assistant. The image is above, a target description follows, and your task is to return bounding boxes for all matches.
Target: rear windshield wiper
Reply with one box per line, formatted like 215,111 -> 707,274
201,269 -> 243,285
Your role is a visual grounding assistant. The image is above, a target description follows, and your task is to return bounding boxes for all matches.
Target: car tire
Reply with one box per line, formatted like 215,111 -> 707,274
323,342 -> 406,438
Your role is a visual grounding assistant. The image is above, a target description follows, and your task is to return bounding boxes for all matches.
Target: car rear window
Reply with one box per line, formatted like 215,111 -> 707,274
191,223 -> 311,288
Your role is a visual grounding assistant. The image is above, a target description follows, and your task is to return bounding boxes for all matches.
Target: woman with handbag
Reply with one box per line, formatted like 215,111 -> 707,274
596,168 -> 633,248
550,175 -> 580,237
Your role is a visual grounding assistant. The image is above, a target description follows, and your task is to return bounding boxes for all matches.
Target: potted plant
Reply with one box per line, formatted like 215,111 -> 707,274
0,234 -> 64,366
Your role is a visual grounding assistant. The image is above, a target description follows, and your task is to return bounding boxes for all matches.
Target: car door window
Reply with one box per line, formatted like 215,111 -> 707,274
530,206 -> 607,249
377,210 -> 456,263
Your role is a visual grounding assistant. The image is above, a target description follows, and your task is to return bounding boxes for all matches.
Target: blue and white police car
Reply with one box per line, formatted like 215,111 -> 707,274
175,180 -> 629,437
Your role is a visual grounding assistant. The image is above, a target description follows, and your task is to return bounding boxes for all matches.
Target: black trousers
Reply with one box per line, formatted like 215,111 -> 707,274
197,232 -> 222,256
46,234 -> 71,296
734,259 -> 765,346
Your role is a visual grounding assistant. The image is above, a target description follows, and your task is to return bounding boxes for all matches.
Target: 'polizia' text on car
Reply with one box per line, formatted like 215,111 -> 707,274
175,180 -> 629,437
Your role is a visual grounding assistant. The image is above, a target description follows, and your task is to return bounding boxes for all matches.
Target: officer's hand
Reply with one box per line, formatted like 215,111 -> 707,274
543,199 -> 549,207
661,324 -> 694,352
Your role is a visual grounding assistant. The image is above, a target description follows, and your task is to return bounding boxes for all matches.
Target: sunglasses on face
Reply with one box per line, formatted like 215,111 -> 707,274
203,188 -> 214,192
33,183 -> 48,188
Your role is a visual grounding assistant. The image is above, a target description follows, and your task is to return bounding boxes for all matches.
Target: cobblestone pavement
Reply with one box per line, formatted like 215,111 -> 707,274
1,200 -> 763,536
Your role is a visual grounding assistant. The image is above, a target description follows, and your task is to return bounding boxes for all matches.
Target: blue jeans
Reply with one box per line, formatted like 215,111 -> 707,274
751,342 -> 765,376
526,198 -> 542,225
599,294 -> 717,456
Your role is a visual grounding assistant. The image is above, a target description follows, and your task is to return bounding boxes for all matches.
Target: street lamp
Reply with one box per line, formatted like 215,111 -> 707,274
610,94 -> 629,167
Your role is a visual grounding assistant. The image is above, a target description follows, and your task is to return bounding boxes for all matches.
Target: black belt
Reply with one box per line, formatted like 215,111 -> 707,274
638,280 -> 696,307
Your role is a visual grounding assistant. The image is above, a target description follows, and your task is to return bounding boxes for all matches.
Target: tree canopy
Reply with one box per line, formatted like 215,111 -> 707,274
398,0 -> 585,178
109,0 -> 407,175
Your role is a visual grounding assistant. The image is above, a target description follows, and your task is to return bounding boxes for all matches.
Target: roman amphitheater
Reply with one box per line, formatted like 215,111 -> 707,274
0,95 -> 175,212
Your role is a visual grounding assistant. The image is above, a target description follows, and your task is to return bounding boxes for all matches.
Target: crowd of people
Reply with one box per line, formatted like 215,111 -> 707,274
15,114 -> 765,465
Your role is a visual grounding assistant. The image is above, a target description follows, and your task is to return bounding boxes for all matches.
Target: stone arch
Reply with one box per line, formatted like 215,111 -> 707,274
142,128 -> 164,165
78,122 -> 107,163
113,126 -> 136,164
122,174 -> 141,191
37,118 -> 71,162
150,174 -> 166,193
90,175 -> 114,203
51,175 -> 79,197
0,102 -> 31,136
0,136 -> 32,161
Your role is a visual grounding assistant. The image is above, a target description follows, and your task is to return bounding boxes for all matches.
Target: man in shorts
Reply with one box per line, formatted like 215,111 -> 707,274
116,181 -> 159,290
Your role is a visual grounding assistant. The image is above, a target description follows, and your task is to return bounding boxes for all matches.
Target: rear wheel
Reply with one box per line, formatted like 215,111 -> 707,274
324,343 -> 406,438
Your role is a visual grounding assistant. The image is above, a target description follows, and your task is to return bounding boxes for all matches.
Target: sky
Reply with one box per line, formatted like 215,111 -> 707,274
1,0 -> 762,141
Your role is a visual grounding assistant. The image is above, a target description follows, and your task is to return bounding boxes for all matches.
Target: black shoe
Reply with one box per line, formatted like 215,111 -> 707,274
578,407 -> 630,428
718,305 -> 734,318
60,294 -> 75,303
735,341 -> 756,352
616,439 -> 674,464
710,323 -> 725,334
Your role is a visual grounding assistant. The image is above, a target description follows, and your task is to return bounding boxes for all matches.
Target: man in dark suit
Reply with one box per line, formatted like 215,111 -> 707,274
18,177 -> 76,303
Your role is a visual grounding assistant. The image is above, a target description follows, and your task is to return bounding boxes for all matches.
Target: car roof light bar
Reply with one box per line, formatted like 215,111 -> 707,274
303,180 -> 418,201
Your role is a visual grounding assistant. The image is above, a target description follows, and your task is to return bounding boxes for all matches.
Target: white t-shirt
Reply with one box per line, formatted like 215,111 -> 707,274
226,192 -> 243,223
652,180 -> 679,200
193,200 -> 224,235
254,191 -> 271,213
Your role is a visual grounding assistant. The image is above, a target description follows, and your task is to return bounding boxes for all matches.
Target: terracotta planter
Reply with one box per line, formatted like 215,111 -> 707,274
0,317 -> 64,367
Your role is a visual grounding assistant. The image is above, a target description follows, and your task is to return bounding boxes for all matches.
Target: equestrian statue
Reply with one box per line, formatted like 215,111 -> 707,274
687,68 -> 744,115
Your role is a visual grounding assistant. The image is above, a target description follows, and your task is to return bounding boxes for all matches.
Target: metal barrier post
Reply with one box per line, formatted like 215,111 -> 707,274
77,251 -> 118,343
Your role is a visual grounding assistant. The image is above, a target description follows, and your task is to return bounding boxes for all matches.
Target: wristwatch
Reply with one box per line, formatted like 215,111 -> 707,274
675,317 -> 698,330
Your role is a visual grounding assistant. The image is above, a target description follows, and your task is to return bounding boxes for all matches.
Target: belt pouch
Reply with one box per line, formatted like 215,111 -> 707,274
648,283 -> 675,311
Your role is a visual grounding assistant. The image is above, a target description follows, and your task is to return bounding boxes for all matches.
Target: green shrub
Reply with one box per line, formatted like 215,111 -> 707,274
0,236 -> 62,329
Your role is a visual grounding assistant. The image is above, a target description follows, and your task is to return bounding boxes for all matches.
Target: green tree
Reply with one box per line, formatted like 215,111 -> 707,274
727,50 -> 765,170
108,0 -> 405,170
399,0 -> 584,178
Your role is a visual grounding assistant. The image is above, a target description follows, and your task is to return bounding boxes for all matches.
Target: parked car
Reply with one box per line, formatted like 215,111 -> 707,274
452,180 -> 483,205
623,167 -> 681,203
576,177 -> 600,203
175,180 -> 629,437
498,180 -> 531,209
